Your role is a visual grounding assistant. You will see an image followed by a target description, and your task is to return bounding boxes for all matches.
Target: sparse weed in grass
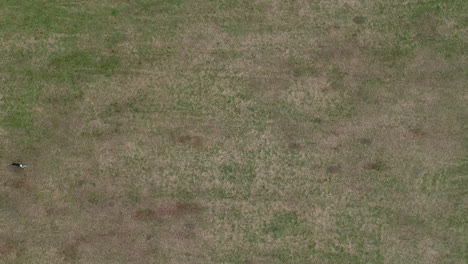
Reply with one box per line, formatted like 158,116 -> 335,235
264,211 -> 300,238
353,16 -> 366,24
110,9 -> 119,16
220,163 -> 256,185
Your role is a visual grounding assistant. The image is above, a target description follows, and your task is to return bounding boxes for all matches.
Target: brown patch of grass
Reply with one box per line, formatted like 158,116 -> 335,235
5,178 -> 31,190
134,201 -> 201,222
326,165 -> 342,174
59,231 -> 151,263
408,127 -> 427,139
288,142 -> 301,150
358,138 -> 372,145
0,239 -> 17,257
133,209 -> 157,221
176,135 -> 203,146
276,119 -> 314,150
45,207 -> 70,217
61,242 -> 79,262
158,201 -> 200,217
363,160 -> 386,172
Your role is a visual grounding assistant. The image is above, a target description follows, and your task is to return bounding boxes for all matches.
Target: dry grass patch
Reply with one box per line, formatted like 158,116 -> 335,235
176,135 -> 203,146
0,239 -> 18,258
133,200 -> 201,222
5,177 -> 32,190
1,0 -> 466,263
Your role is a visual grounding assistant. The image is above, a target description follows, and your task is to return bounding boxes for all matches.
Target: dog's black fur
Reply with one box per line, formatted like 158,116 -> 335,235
10,163 -> 26,168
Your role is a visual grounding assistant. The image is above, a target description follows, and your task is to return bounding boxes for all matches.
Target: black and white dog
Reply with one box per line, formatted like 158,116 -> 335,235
10,163 -> 28,168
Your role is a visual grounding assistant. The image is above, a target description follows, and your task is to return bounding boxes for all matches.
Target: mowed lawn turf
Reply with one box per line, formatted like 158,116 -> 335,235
0,0 -> 467,263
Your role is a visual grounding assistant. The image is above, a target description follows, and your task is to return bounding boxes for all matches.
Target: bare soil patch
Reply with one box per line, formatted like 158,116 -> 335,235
133,201 -> 201,222
158,201 -> 201,217
176,135 -> 203,146
0,239 -> 17,257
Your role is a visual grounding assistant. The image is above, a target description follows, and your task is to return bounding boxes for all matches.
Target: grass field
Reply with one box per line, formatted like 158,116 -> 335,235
1,0 -> 467,263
